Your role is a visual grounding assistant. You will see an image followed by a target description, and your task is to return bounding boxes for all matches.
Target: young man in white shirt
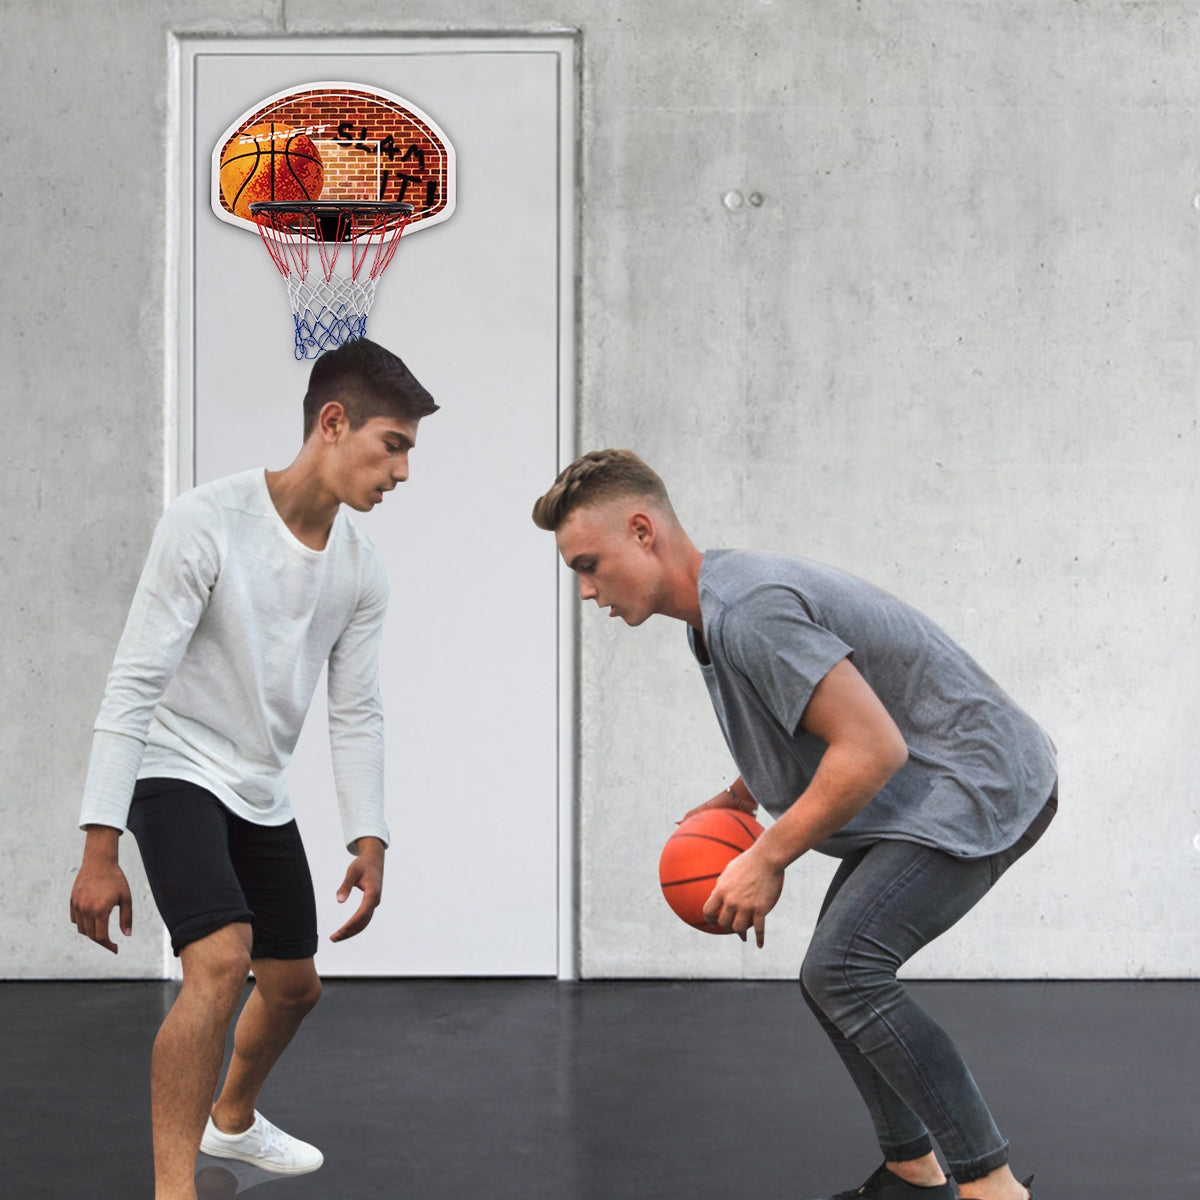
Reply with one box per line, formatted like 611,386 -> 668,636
532,449 -> 1053,1200
70,337 -> 437,1200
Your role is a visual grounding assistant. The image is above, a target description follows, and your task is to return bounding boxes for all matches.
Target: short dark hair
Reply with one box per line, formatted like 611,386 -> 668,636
531,449 -> 673,531
303,338 -> 439,439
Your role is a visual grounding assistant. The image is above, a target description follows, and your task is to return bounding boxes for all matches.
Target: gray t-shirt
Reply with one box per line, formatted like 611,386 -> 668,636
688,549 -> 1057,859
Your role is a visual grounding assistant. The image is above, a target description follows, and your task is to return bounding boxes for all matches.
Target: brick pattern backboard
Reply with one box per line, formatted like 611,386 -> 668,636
212,83 -> 455,234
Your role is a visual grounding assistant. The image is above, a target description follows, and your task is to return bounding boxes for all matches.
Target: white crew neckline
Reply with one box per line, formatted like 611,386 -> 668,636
254,468 -> 336,560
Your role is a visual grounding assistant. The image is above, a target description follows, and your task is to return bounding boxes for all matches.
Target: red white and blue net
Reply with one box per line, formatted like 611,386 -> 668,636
249,202 -> 413,360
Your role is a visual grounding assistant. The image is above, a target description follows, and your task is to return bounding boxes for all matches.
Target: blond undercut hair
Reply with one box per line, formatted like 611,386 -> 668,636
531,449 -> 673,532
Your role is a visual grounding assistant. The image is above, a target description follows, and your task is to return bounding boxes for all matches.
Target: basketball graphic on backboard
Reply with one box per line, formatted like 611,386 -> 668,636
212,82 -> 456,359
218,126 -> 325,221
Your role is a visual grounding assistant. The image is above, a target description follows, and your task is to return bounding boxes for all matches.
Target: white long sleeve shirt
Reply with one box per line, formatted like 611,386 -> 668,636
79,468 -> 390,851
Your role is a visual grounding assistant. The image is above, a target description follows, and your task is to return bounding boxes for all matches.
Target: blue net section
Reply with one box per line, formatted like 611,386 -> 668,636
291,305 -> 369,360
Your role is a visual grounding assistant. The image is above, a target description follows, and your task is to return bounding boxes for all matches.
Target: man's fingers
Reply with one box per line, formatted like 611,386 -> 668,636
330,901 -> 372,943
337,863 -> 366,904
89,913 -> 118,953
72,899 -> 119,952
329,883 -> 381,942
704,896 -> 765,947
329,912 -> 357,942
728,912 -> 764,947
119,892 -> 133,938
707,901 -> 737,933
93,911 -> 119,952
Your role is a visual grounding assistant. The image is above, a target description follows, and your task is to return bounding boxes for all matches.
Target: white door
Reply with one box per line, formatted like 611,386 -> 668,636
178,38 -> 575,976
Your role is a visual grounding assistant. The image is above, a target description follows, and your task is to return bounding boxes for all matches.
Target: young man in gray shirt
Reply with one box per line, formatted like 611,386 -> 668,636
533,449 -> 1055,1200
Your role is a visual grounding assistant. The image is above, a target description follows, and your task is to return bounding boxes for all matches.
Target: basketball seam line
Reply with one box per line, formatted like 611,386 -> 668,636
727,811 -> 758,840
668,833 -> 750,854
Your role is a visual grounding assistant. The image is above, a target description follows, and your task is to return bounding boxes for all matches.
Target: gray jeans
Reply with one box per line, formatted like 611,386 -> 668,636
799,794 -> 1057,1183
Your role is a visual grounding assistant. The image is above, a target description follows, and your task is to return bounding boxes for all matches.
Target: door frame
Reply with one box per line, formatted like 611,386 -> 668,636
168,32 -> 579,980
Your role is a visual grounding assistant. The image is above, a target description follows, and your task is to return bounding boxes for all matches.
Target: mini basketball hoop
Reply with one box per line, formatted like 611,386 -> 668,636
214,82 -> 454,361
249,201 -> 414,360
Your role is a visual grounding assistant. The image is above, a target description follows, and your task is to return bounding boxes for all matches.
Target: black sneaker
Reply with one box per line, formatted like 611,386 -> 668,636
816,1163 -> 955,1200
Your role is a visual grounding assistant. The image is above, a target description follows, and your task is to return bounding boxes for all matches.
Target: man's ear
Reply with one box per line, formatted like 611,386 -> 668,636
317,400 -> 349,443
629,511 -> 655,548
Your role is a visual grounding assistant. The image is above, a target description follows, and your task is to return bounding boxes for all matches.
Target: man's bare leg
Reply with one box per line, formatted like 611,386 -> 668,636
152,924 -> 253,1200
208,956 -> 321,1133
958,1165 -> 1032,1200
886,1151 -> 946,1187
888,1154 -> 1031,1199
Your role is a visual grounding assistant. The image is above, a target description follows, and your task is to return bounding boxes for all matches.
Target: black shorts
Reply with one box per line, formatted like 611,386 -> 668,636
127,778 -> 318,960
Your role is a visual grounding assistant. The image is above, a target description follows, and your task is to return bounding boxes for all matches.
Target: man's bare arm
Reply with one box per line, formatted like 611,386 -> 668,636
703,659 -> 908,945
755,658 -> 908,871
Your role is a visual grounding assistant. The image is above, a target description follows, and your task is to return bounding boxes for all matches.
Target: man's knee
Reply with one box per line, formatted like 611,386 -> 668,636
279,973 -> 322,1016
181,924 -> 254,1005
255,961 -> 322,1016
801,936 -> 897,1033
800,946 -> 839,1016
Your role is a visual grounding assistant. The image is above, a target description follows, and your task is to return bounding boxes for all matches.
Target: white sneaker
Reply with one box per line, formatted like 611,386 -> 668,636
200,1111 -> 324,1176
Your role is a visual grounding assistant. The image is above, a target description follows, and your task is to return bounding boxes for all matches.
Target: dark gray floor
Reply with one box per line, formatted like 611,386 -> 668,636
3,978 -> 1195,1198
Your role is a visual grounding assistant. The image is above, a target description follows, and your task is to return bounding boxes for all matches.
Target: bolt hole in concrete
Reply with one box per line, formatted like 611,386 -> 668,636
723,191 -> 764,210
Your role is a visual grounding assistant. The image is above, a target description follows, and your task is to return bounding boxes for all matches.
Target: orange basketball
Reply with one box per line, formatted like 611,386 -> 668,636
658,808 -> 765,934
219,125 -> 324,220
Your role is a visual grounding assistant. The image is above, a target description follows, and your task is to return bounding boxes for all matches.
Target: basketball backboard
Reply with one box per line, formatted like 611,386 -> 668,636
212,81 -> 455,234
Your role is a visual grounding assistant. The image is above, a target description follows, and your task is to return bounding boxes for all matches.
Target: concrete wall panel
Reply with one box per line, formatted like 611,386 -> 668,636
5,0 -> 1198,979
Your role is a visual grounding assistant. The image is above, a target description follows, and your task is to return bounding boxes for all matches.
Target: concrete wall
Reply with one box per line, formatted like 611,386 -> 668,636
4,0 -> 1198,980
